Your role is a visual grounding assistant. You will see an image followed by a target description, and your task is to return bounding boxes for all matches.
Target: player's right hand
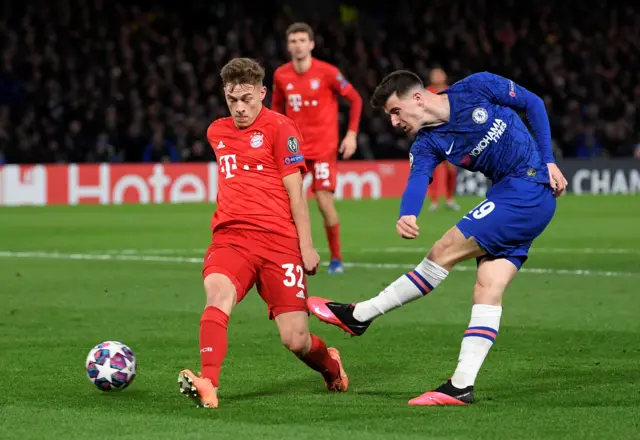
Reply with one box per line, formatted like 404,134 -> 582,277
547,163 -> 568,197
397,215 -> 419,239
301,246 -> 320,275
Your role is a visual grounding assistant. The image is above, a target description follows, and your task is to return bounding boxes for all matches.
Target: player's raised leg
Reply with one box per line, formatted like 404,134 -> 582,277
275,311 -> 348,391
408,256 -> 514,405
307,226 -> 485,335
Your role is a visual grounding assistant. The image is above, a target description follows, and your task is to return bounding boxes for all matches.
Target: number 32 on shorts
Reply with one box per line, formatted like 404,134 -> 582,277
282,263 -> 305,289
467,200 -> 495,220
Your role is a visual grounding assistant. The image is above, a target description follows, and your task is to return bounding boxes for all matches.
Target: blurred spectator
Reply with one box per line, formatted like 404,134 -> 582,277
0,0 -> 637,163
143,129 -> 180,163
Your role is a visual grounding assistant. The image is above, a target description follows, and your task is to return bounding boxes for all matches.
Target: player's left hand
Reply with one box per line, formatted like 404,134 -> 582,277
547,163 -> 568,197
301,246 -> 320,275
339,131 -> 358,160
397,215 -> 419,239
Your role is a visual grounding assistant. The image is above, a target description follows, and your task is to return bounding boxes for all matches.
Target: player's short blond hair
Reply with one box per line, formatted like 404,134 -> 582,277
286,22 -> 314,41
220,58 -> 265,87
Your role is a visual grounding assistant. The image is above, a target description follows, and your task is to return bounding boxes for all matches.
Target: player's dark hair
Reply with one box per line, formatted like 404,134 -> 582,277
220,58 -> 265,87
286,22 -> 314,41
371,70 -> 424,108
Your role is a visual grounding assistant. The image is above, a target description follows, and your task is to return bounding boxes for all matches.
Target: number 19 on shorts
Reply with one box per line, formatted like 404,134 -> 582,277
468,200 -> 495,219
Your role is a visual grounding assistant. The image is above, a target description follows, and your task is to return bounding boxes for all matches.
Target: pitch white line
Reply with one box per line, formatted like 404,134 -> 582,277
92,247 -> 640,256
356,247 -> 640,255
0,251 -> 637,278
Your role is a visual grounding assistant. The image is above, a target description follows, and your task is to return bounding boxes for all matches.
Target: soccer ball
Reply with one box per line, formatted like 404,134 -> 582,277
85,341 -> 137,391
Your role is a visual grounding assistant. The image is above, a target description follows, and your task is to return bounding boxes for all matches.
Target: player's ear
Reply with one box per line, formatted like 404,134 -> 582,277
259,86 -> 267,101
310,40 -> 315,51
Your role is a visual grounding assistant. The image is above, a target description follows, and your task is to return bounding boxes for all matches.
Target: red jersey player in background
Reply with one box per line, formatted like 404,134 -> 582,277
272,22 -> 363,275
426,67 -> 460,211
178,58 -> 348,408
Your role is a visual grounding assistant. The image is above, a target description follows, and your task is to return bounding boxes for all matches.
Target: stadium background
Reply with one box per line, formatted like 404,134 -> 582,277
0,0 -> 638,205
1,2 -> 640,439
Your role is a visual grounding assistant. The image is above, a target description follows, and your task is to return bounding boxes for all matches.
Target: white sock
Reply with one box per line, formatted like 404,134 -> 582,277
450,304 -> 502,389
352,258 -> 448,322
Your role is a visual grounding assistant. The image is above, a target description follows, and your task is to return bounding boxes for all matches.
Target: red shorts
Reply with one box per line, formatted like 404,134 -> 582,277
202,229 -> 307,320
305,153 -> 338,193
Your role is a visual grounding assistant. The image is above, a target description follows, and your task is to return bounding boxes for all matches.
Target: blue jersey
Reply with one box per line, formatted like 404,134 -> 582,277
401,72 -> 555,218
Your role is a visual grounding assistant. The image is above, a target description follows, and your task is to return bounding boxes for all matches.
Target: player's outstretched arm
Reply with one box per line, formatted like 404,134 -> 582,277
283,172 -> 320,274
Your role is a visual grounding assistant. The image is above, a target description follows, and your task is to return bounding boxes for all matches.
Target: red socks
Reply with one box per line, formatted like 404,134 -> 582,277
325,223 -> 342,261
200,306 -> 229,388
298,334 -> 340,382
200,310 -> 338,385
446,167 -> 457,201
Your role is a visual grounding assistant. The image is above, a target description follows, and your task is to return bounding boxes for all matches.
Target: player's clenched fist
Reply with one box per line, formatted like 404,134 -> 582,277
397,215 -> 419,239
547,163 -> 568,197
301,246 -> 320,275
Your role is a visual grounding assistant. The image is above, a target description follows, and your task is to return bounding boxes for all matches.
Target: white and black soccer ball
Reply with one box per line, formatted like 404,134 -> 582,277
85,341 -> 137,391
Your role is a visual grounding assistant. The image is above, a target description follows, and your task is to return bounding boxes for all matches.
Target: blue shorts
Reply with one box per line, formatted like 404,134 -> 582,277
455,177 -> 556,270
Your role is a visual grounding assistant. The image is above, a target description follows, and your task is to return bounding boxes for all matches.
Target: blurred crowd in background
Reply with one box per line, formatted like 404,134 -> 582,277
0,0 -> 638,164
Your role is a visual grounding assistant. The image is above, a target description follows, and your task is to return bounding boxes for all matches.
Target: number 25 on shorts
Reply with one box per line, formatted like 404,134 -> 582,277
468,200 -> 496,220
282,263 -> 305,289
314,163 -> 330,180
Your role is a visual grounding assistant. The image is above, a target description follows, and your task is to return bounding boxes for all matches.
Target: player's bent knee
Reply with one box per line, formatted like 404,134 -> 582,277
275,311 -> 312,355
203,273 -> 237,315
280,328 -> 311,355
473,258 -> 518,306
472,280 -> 503,306
427,227 -> 485,270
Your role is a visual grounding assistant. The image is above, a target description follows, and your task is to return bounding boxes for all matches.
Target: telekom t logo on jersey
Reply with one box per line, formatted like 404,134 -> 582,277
218,154 -> 237,179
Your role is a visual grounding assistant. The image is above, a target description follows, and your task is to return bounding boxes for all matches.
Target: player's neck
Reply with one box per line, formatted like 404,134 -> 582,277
292,57 -> 312,74
420,94 -> 450,128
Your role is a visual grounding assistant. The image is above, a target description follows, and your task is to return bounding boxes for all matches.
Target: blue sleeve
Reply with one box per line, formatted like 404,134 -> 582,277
167,141 -> 181,162
399,141 -> 442,217
473,72 -> 555,163
142,144 -> 153,162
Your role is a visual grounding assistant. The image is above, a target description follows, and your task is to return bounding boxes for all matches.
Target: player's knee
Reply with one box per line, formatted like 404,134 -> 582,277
427,230 -> 456,267
473,279 -> 503,306
428,227 -> 484,270
280,328 -> 311,355
203,273 -> 237,315
315,191 -> 338,224
473,271 -> 508,306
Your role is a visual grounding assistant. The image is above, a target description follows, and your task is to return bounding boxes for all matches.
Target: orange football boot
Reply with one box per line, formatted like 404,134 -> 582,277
325,347 -> 349,392
178,369 -> 219,408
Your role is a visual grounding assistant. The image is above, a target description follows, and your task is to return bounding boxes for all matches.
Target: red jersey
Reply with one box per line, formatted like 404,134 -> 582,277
207,106 -> 306,240
271,58 -> 362,159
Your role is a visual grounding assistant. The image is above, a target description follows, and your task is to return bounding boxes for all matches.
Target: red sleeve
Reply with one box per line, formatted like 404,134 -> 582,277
271,71 -> 286,115
272,120 -> 306,178
327,66 -> 363,133
206,122 -> 219,151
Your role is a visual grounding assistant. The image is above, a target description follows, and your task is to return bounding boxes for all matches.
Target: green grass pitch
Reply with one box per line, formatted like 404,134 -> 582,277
1,195 -> 639,439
